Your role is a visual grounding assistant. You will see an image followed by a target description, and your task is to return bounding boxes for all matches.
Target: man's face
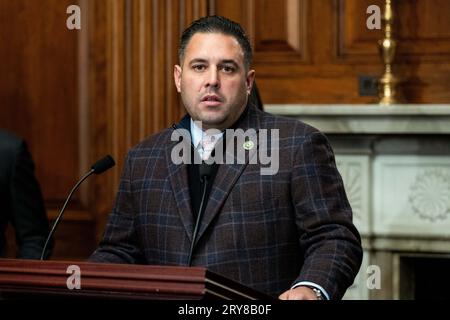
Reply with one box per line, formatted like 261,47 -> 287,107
174,32 -> 255,131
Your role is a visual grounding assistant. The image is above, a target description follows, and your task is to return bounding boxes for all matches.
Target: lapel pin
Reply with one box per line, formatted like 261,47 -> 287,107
243,140 -> 254,150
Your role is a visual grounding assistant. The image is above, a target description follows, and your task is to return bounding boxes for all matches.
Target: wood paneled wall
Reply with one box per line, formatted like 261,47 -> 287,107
213,0 -> 450,103
0,0 -> 94,259
0,0 -> 449,260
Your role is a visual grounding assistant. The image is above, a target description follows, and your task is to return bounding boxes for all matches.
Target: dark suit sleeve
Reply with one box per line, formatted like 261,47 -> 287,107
10,141 -> 52,259
291,131 -> 363,299
89,153 -> 145,264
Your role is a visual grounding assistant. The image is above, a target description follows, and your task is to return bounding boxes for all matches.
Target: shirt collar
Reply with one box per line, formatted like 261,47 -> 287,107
190,119 -> 224,149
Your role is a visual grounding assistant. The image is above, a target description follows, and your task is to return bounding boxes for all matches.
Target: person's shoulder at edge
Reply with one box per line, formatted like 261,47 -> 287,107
0,129 -> 24,152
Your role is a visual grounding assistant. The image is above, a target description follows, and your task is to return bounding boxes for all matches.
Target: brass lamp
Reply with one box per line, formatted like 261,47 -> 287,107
378,0 -> 403,105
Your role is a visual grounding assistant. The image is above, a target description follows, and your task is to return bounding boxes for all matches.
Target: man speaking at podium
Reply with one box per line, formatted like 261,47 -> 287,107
90,16 -> 362,300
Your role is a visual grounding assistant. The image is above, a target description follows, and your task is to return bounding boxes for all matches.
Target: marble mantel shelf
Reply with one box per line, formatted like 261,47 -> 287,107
265,104 -> 450,134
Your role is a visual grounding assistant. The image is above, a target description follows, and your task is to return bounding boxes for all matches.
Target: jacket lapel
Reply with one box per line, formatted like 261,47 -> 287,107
165,117 -> 195,242
195,106 -> 261,245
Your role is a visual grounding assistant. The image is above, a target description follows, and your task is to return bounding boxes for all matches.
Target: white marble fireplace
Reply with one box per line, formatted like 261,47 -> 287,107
266,104 -> 450,299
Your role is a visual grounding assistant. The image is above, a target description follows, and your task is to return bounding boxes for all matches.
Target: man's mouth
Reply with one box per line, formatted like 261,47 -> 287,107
201,94 -> 222,107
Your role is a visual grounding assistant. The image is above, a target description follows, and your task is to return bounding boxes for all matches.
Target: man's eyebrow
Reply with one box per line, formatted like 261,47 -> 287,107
219,59 -> 238,66
188,58 -> 208,65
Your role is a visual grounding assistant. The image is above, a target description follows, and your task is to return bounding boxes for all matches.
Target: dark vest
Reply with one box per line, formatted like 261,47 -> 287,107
187,148 -> 220,221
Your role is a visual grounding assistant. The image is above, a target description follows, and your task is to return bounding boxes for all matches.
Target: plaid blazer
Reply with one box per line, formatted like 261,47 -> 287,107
90,105 -> 362,299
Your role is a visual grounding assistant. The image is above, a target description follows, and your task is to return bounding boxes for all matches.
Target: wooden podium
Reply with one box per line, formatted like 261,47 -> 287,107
0,258 -> 271,300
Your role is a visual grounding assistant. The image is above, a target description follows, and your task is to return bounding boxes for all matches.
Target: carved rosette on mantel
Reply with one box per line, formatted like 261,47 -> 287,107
409,169 -> 450,222
378,0 -> 403,105
335,154 -> 371,238
338,163 -> 362,220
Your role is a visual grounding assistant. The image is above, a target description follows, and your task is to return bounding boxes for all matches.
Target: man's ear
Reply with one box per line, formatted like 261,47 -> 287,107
174,65 -> 182,93
246,69 -> 256,94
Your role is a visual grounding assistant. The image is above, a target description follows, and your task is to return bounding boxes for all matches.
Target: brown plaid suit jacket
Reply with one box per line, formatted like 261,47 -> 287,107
90,105 -> 362,299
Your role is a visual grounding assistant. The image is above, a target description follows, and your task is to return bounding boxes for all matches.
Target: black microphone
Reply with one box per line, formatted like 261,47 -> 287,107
40,155 -> 115,260
199,162 -> 214,182
187,162 -> 214,266
91,155 -> 116,174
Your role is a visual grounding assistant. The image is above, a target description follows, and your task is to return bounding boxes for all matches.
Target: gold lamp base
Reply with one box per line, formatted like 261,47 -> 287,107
378,71 -> 403,106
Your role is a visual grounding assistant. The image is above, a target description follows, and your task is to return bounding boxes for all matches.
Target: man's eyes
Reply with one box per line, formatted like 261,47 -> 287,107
191,65 -> 236,73
220,65 -> 235,73
192,64 -> 206,71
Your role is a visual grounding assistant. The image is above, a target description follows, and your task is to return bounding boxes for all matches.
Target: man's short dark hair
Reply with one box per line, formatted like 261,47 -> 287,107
178,15 -> 253,69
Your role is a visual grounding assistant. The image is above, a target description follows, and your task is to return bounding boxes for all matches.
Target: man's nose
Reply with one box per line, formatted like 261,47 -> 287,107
205,67 -> 220,89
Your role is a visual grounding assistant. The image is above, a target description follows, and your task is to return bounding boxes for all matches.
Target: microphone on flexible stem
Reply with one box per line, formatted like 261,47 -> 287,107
40,155 -> 115,260
187,162 -> 214,266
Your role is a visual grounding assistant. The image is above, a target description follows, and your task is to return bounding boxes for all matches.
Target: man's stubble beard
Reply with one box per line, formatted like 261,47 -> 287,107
185,101 -> 247,130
